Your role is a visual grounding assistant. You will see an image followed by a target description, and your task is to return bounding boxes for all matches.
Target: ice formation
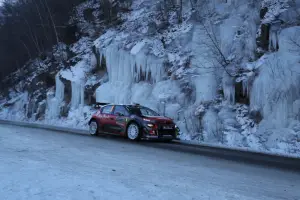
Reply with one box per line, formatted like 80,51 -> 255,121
46,74 -> 65,119
71,81 -> 85,109
191,24 -> 219,103
222,72 -> 235,104
250,26 -> 300,129
94,38 -> 187,118
1,92 -> 29,120
95,42 -> 168,109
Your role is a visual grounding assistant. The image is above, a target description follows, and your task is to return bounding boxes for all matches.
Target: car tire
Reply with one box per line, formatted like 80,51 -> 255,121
127,122 -> 141,141
89,120 -> 99,136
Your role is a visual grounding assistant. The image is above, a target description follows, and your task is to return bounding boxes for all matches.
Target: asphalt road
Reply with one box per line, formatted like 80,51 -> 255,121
0,124 -> 299,200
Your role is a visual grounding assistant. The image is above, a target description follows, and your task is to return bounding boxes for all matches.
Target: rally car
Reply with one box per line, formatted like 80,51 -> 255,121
88,103 -> 179,141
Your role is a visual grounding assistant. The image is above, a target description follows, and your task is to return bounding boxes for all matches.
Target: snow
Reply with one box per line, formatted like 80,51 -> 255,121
130,40 -> 146,55
60,59 -> 89,82
261,0 -> 289,24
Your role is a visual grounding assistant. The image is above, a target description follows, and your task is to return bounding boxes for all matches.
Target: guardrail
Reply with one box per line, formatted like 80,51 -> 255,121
1,119 -> 300,171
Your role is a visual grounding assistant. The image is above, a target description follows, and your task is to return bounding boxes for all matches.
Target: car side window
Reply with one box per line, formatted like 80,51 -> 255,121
113,106 -> 129,116
102,105 -> 113,114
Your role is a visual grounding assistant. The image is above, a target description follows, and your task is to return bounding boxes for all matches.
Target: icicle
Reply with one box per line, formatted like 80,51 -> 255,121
222,73 -> 235,104
55,74 -> 65,102
46,74 -> 65,119
71,81 -> 85,109
95,42 -> 165,104
269,30 -> 278,51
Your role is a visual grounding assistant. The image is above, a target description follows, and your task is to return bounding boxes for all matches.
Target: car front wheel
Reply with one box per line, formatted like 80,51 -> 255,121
127,123 -> 140,141
89,120 -> 99,136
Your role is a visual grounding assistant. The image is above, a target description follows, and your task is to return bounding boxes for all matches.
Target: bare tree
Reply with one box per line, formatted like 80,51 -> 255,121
0,0 -> 87,79
189,0 -> 237,77
43,0 -> 59,44
177,0 -> 183,23
34,0 -> 49,43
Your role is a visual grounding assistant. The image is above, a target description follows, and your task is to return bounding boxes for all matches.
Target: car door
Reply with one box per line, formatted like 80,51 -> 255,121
112,105 -> 129,135
100,105 -> 117,134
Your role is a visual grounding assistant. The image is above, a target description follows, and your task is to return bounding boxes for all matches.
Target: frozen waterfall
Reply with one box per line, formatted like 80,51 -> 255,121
96,43 -> 165,104
250,27 -> 300,129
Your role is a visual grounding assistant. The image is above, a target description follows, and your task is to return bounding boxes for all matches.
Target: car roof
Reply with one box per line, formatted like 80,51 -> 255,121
100,104 -> 142,107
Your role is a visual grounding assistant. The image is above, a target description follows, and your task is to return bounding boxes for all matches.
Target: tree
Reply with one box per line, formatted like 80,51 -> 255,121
0,0 -> 86,79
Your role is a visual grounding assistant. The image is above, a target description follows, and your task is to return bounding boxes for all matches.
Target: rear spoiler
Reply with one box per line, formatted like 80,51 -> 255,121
131,102 -> 140,106
94,102 -> 110,109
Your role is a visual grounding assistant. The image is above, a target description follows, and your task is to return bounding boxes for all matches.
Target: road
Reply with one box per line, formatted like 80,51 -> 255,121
0,124 -> 299,200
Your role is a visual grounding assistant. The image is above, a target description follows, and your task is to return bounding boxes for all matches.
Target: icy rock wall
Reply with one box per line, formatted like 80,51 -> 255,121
187,0 -> 260,141
191,24 -> 219,103
190,0 -> 260,105
95,41 -> 184,116
95,42 -> 164,105
250,26 -> 300,131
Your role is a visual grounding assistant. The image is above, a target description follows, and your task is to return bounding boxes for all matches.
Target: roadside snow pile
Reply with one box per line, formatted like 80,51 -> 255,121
0,92 -> 29,121
42,105 -> 96,129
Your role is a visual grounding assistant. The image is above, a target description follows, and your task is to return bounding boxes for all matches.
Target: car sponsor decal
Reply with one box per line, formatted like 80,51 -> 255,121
110,106 -> 115,113
116,117 -> 129,129
99,114 -> 111,119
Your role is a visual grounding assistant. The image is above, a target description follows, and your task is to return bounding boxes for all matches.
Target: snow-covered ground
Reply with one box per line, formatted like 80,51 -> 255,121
0,124 -> 299,200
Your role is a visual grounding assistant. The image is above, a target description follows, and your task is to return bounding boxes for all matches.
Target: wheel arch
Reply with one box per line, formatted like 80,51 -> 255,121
88,118 -> 97,125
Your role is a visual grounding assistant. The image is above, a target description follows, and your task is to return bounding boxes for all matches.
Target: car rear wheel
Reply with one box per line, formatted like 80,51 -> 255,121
127,123 -> 140,141
89,120 -> 99,136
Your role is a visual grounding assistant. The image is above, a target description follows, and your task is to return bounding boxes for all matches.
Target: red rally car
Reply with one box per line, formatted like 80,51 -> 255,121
88,103 -> 179,141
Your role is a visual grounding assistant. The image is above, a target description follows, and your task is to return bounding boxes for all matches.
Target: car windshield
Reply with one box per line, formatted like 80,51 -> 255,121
127,106 -> 160,116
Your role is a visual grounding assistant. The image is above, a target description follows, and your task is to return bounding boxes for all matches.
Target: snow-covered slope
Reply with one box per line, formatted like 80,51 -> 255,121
1,0 -> 300,157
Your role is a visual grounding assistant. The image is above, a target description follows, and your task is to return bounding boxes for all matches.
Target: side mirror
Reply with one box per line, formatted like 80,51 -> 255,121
115,112 -> 124,116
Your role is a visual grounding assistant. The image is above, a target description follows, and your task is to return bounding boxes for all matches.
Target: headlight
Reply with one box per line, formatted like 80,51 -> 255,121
147,124 -> 154,128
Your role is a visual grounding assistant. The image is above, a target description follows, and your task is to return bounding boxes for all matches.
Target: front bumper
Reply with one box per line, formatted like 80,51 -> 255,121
143,134 -> 175,140
142,127 -> 176,140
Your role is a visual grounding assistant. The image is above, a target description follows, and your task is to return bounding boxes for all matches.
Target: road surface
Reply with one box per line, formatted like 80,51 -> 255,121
0,124 -> 299,200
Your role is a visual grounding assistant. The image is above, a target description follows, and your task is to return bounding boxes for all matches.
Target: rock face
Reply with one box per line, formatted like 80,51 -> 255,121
60,76 -> 72,105
85,83 -> 101,105
36,100 -> 46,120
257,23 -> 270,53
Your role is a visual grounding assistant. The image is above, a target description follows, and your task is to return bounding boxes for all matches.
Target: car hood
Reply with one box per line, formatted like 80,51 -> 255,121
143,116 -> 174,124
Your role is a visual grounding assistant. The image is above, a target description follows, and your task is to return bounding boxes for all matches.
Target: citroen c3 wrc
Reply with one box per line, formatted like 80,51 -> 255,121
88,103 -> 179,141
